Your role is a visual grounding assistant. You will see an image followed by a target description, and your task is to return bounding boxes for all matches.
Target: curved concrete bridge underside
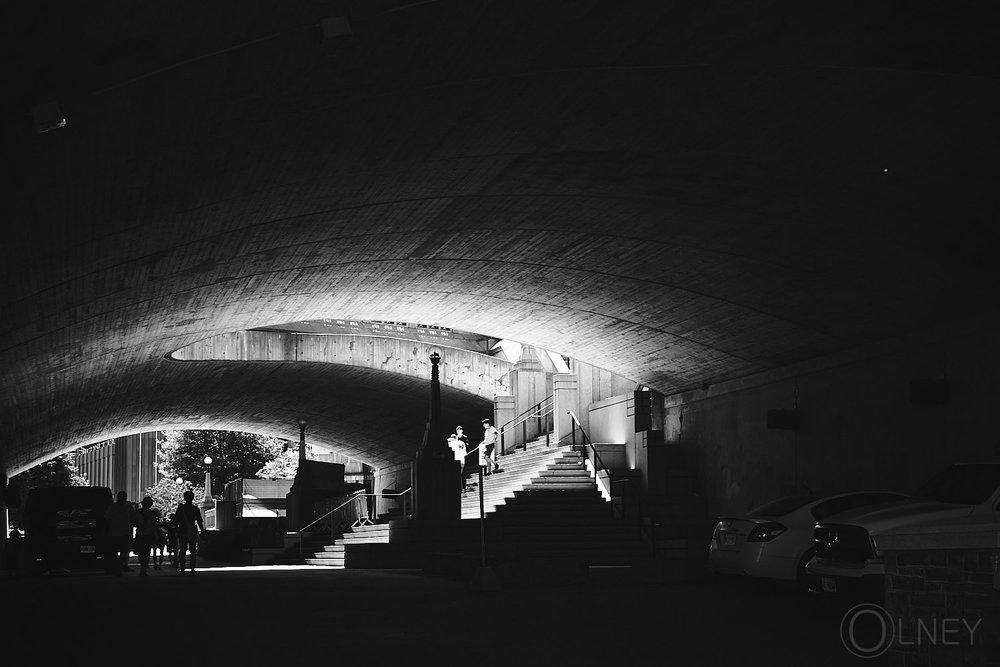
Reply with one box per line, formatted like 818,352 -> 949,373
3,1 -> 999,474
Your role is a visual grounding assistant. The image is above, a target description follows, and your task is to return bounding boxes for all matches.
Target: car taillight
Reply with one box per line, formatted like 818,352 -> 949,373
745,522 -> 786,542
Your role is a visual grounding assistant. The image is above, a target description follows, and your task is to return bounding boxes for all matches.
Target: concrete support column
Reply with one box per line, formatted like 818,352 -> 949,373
552,373 -> 580,445
494,395 -> 516,455
510,345 -> 547,446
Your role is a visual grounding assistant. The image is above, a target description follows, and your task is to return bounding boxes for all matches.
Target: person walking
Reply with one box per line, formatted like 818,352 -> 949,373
152,517 -> 168,570
133,496 -> 161,576
163,513 -> 179,568
103,491 -> 136,574
174,490 -> 204,573
480,418 -> 502,475
448,425 -> 471,491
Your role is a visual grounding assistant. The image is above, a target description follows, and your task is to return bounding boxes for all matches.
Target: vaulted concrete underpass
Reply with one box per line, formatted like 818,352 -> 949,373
4,0 -> 999,478
3,4 -> 1000,661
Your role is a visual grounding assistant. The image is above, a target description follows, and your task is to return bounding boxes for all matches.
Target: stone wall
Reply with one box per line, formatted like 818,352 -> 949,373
878,525 -> 1000,666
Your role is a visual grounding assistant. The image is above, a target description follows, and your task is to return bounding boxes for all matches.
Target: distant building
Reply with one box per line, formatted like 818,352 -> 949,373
75,432 -> 162,501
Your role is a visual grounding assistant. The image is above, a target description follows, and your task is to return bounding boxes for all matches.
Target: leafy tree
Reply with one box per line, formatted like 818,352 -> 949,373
141,476 -> 204,520
256,448 -> 299,480
156,430 -> 288,497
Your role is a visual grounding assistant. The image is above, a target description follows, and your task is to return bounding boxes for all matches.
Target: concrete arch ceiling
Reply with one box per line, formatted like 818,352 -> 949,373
3,1 -> 1000,474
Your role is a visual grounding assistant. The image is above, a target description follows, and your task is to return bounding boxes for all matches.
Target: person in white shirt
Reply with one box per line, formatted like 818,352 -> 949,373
480,419 -> 502,475
448,425 -> 471,491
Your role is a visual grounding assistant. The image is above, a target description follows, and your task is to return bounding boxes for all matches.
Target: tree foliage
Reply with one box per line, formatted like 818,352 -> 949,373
142,476 -> 205,521
255,448 -> 299,480
156,430 -> 288,497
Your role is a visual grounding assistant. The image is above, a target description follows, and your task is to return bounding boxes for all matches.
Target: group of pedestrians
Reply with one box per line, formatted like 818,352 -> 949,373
103,488 -> 204,576
448,418 -> 504,491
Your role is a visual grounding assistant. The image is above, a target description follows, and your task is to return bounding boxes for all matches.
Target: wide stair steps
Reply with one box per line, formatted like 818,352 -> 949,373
303,523 -> 391,568
460,438 -> 578,518
281,436 -> 656,570
486,448 -> 654,567
275,507 -> 404,568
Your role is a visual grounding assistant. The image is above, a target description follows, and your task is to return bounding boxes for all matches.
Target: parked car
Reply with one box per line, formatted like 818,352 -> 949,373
805,461 -> 1000,600
709,490 -> 908,585
22,485 -> 114,575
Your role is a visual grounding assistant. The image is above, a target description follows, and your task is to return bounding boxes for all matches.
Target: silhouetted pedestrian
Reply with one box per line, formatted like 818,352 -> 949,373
174,490 -> 204,573
152,519 -> 168,569
163,513 -> 178,567
104,490 -> 136,574
133,496 -> 161,576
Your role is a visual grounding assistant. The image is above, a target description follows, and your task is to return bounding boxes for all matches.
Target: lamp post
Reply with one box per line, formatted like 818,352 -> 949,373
201,456 -> 214,516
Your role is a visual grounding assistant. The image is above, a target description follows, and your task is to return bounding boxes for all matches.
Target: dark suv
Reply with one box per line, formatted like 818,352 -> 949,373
23,485 -> 114,575
805,461 -> 1000,600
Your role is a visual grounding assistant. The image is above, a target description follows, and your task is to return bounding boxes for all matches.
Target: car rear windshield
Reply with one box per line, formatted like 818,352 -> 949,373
748,495 -> 819,517
911,463 -> 1000,505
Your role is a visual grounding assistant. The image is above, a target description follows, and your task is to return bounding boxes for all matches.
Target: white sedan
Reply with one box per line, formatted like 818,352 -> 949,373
709,490 -> 908,585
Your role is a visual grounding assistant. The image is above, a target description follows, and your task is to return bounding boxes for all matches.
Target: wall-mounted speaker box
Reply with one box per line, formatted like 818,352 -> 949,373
909,378 -> 949,404
632,390 -> 652,432
767,409 -> 800,430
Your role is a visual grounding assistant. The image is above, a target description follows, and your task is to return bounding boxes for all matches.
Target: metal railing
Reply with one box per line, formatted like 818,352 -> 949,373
499,394 -> 554,455
566,410 -> 655,555
295,487 -> 412,558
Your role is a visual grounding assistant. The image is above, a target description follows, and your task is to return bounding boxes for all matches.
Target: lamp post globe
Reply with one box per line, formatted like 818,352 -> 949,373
202,456 -> 215,514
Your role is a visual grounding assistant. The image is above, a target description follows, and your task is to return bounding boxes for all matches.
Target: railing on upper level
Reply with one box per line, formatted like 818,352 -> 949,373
499,394 -> 554,455
295,487 -> 412,558
567,410 -> 655,556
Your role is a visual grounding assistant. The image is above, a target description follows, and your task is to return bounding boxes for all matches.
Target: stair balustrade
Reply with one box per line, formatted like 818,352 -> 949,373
499,394 -> 553,455
295,488 -> 412,559
567,411 -> 655,556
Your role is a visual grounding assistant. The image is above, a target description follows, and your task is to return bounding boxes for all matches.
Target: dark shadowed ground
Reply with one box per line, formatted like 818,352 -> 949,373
1,561 -> 883,666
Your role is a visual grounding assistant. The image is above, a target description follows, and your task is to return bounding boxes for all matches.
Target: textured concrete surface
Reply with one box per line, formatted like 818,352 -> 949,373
3,1 -> 999,473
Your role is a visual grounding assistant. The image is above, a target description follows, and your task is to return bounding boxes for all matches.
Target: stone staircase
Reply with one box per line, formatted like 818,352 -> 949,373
485,447 -> 655,567
278,436 -> 657,570
461,437 -> 580,518
304,522 -> 391,568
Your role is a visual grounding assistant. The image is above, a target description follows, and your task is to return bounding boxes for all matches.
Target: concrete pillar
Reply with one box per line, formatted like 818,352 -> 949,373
494,395 -> 516,455
552,373 -> 580,445
415,352 -> 460,521
510,345 -> 547,446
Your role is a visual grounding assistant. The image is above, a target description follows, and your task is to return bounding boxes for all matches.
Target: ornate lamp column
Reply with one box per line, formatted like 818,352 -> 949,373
415,351 -> 460,521
201,456 -> 214,515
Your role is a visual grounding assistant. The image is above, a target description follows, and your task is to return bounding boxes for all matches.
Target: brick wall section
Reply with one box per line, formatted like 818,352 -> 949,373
884,547 -> 1000,666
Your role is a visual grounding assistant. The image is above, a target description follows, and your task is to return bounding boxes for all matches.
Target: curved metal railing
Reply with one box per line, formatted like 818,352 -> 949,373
296,487 -> 412,557
499,394 -> 554,455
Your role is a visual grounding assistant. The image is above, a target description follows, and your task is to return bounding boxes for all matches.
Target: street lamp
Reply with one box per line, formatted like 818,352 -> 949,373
202,456 -> 214,515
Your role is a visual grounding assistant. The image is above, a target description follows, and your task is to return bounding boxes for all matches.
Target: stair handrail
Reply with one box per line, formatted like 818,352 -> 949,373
566,410 -> 612,473
566,411 -> 655,555
499,394 -> 554,455
296,488 -> 412,558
